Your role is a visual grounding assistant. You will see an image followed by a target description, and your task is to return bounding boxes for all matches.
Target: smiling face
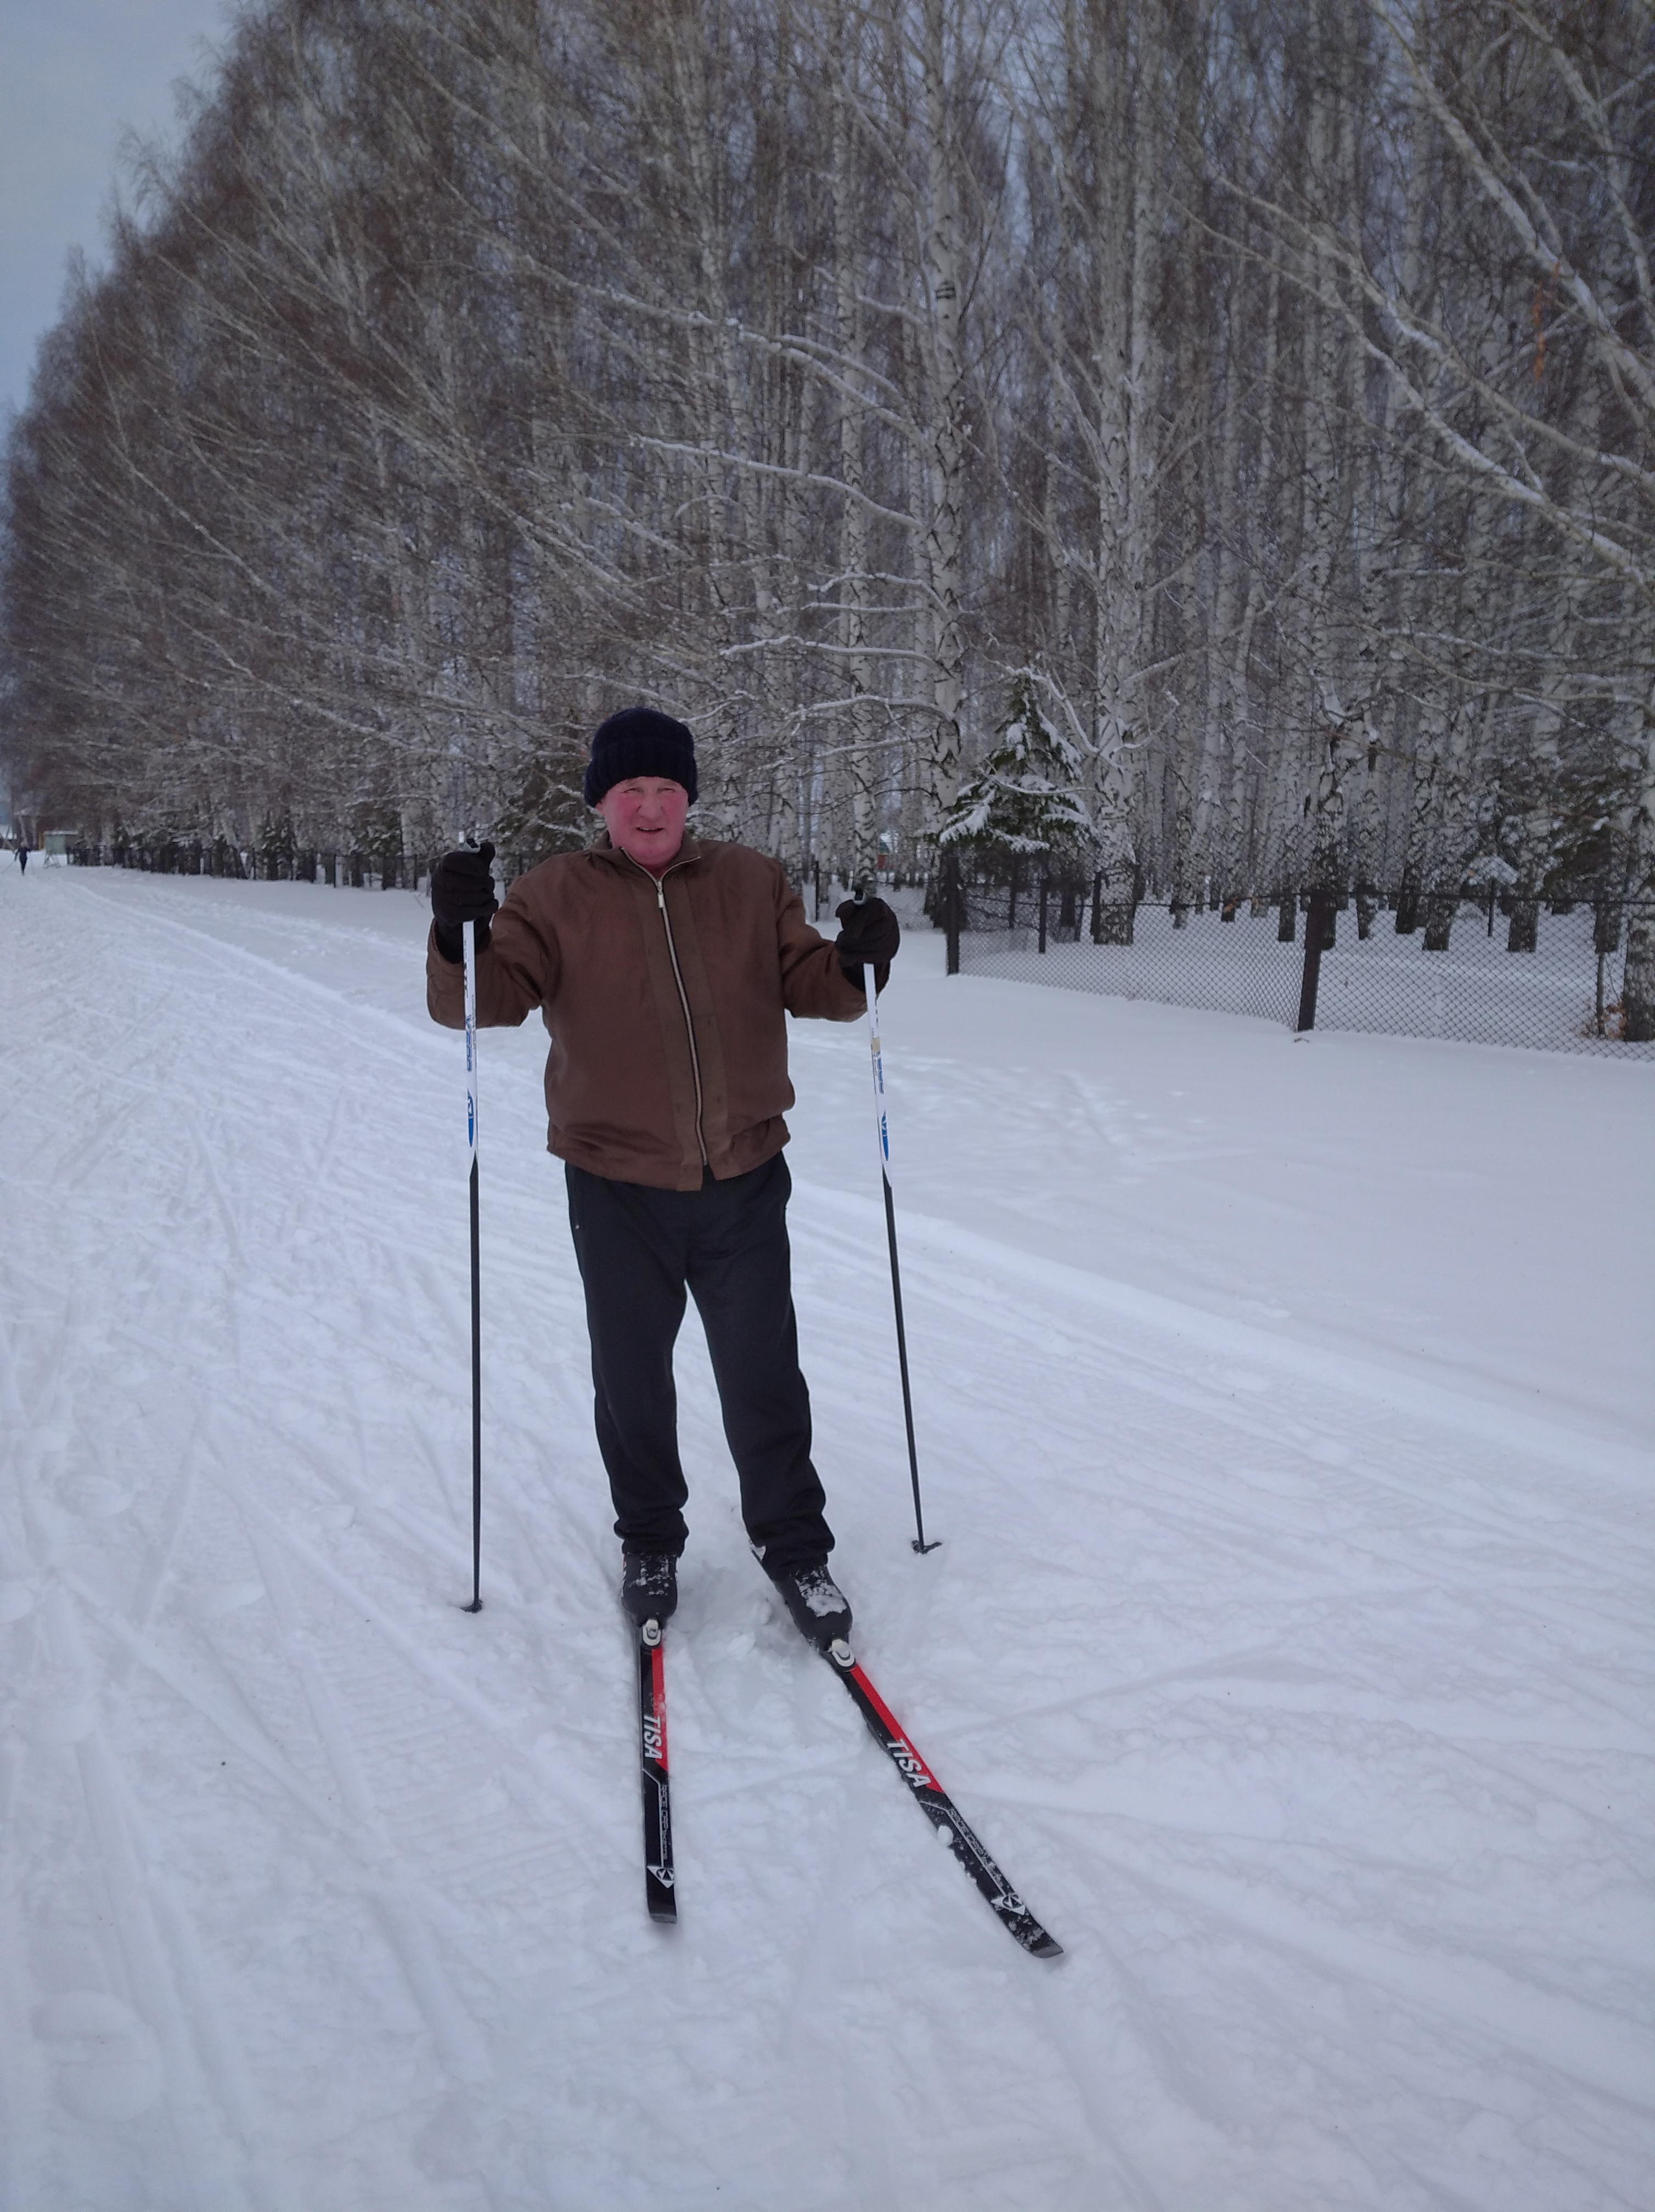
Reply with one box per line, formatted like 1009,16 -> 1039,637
595,776 -> 691,876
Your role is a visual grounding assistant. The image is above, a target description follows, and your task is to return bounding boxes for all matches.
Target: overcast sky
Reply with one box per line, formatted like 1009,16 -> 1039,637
1,0 -> 234,424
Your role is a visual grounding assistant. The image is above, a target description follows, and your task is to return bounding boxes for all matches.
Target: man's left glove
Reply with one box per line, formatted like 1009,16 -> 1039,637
835,894 -> 900,988
431,842 -> 498,964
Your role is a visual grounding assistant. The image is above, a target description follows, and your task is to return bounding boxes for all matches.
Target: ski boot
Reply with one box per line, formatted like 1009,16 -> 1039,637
762,1558 -> 852,1651
621,1550 -> 678,1627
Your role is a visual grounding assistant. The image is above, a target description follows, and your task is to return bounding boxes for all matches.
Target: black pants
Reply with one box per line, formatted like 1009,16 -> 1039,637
565,1154 -> 833,1568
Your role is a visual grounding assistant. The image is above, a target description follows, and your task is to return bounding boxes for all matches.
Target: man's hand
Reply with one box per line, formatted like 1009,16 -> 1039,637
835,894 -> 900,988
431,842 -> 498,963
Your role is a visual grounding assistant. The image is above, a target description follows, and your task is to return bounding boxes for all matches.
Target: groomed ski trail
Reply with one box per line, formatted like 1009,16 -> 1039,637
1,863 -> 1651,2212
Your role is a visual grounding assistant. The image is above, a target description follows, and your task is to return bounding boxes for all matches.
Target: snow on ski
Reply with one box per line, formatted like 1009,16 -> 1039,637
822,1639 -> 1062,1960
638,1621 -> 675,1923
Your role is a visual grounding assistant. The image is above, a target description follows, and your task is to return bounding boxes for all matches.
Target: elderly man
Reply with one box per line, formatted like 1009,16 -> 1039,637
426,706 -> 899,1646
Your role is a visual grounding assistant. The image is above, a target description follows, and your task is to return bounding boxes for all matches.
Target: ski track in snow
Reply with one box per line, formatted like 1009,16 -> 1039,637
1,864 -> 1651,2211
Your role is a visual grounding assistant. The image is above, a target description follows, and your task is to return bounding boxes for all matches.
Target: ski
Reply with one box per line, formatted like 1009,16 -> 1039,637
638,1620 -> 675,1922
821,1638 -> 1062,1959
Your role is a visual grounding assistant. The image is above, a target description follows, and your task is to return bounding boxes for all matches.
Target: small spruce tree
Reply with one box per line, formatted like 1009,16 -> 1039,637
937,675 -> 1093,861
936,676 -> 1097,940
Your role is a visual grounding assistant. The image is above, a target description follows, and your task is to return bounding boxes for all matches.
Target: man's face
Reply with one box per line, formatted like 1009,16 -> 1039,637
595,776 -> 690,874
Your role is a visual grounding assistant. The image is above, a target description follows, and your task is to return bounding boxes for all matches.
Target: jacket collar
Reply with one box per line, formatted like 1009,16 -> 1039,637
590,831 -> 706,879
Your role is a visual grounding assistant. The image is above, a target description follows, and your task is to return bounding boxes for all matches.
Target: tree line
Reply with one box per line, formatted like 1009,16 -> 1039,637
2,0 -> 1651,998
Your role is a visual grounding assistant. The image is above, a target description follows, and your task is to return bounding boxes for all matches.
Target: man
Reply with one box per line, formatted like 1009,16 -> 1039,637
426,706 -> 899,1647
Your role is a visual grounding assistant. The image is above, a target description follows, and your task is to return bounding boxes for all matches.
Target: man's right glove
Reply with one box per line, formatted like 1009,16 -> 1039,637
431,842 -> 498,964
835,894 -> 900,988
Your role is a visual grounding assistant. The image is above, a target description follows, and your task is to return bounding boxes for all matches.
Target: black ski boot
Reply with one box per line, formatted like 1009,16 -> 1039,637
621,1551 -> 678,1627
763,1558 -> 852,1651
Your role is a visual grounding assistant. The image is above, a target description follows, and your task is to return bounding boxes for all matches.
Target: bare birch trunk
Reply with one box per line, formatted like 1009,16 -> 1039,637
1202,269 -> 1246,912
917,0 -> 966,832
1420,700 -> 1474,951
1623,687 -> 1655,1040
834,27 -> 879,884
1297,22 -> 1350,908
1080,0 -> 1160,941
1506,588 -> 1571,954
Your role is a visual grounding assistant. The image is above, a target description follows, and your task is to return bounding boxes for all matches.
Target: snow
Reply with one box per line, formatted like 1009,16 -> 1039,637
2,862 -> 1651,2212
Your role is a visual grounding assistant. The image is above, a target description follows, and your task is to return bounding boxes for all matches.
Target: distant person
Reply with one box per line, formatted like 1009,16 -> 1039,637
425,707 -> 899,1644
14,845 -> 26,872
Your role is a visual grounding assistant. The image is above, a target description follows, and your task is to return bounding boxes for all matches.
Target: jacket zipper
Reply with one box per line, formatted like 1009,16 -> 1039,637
651,869 -> 708,1166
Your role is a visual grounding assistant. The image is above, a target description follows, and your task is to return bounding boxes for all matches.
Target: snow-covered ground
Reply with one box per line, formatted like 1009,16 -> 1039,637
2,862 -> 1651,2212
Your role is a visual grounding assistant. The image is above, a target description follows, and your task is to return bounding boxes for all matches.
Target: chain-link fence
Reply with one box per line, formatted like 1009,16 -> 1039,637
67,834 -> 560,890
940,859 -> 1653,1058
58,836 -> 1654,1057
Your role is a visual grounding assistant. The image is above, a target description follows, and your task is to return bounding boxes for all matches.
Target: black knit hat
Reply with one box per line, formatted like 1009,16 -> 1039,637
583,707 -> 698,807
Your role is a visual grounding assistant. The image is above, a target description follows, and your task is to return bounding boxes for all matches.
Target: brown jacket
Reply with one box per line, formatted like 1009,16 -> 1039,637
426,835 -> 866,1188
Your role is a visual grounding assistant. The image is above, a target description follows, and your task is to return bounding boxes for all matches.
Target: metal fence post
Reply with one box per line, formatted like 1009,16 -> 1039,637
1296,891 -> 1331,1031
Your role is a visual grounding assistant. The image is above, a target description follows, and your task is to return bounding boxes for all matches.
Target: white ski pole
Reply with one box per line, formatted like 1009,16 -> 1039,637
462,912 -> 483,1612
862,956 -> 937,1553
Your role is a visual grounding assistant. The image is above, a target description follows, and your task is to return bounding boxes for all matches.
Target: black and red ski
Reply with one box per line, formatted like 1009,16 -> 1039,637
638,1620 -> 675,1922
822,1638 -> 1062,1959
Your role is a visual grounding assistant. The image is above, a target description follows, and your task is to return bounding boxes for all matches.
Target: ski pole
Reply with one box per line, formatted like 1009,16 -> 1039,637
462,912 -> 483,1611
862,954 -> 938,1554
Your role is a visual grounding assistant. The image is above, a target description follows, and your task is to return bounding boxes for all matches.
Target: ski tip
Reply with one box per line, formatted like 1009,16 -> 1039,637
1028,1934 -> 1065,1960
649,1904 -> 678,1925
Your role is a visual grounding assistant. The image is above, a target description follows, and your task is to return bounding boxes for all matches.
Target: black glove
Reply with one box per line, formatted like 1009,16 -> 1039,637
431,842 -> 498,964
835,894 -> 900,988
